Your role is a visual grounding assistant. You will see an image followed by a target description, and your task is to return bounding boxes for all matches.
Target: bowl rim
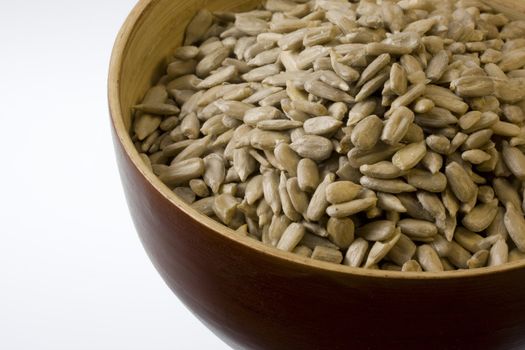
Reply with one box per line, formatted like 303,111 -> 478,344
108,0 -> 525,280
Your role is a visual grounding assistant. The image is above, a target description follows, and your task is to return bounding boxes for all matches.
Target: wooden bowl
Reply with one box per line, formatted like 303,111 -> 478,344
109,1 -> 525,349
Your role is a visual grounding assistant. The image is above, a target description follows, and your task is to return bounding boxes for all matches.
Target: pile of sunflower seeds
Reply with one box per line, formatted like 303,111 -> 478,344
131,0 -> 525,272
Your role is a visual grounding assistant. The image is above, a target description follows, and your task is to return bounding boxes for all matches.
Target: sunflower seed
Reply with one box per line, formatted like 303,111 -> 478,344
351,115 -> 383,151
391,83 -> 426,109
357,220 -> 396,241
416,191 -> 446,221
292,245 -> 312,258
504,202 -> 525,252
324,180 -> 361,204
257,120 -> 303,131
425,94 -> 469,115
133,102 -> 180,116
451,76 -> 495,98
357,54 -> 391,88
159,157 -> 205,186
198,66 -> 237,89
250,129 -> 290,151
406,169 -> 447,193
325,217 -> 355,249
392,141 -> 427,171
416,245 -> 444,272
462,149 -> 492,164
189,179 -> 209,198
387,233 -> 417,266
184,9 -> 213,45
402,260 -> 423,272
458,111 -> 481,131
398,219 -> 438,241
467,250 -> 490,269
290,135 -> 333,161
348,102 -> 377,127
419,151 -> 442,175
326,197 -> 377,218
501,144 -> 525,180
304,79 -> 354,103
174,46 -> 200,60
296,46 -> 331,69
295,158 -> 319,193
488,239 -> 509,266
202,153 -> 225,194
400,54 -> 425,84
166,59 -> 197,79
213,194 -> 239,225
486,208 -> 508,241
262,170 -> 282,215
300,232 -> 339,251
425,135 -> 450,155
413,98 -> 434,114
454,228 -> 485,254
232,148 -> 255,182
445,162 -> 477,203
306,173 -> 335,221
278,172 -> 301,221
244,40 -> 275,61
359,161 -> 404,180
326,102 -> 347,121
493,177 -> 522,214
330,50 -> 360,82
360,176 -> 416,194
415,108 -> 458,128
341,238 -> 368,267
303,116 -> 343,136
464,129 -> 494,150
389,63 -> 408,95
492,121 -> 521,137
284,177 -> 308,215
365,229 -> 401,268
172,187 -> 196,205
382,106 -> 414,145
311,246 -> 344,264
291,100 -> 328,117
261,90 -> 290,107
348,143 -> 404,168
276,223 -> 306,252
509,248 -> 525,262
375,192 -> 406,212
243,175 -> 263,205
426,50 -> 449,81
355,71 -> 390,102
196,47 -> 230,78
255,199 -> 271,228
430,234 -> 471,269
267,214 -> 288,246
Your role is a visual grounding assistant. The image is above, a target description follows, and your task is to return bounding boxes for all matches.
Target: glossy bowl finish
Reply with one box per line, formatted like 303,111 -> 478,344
109,1 -> 525,349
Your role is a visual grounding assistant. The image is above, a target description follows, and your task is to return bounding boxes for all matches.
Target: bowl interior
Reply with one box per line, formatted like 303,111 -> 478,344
109,0 -> 525,279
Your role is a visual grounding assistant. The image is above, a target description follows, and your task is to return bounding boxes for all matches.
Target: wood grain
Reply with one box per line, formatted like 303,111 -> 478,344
109,1 -> 525,348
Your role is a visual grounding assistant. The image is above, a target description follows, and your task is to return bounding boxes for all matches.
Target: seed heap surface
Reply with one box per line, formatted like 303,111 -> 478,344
132,0 -> 525,272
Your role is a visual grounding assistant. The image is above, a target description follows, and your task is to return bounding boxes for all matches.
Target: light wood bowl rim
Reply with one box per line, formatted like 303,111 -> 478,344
108,0 -> 525,280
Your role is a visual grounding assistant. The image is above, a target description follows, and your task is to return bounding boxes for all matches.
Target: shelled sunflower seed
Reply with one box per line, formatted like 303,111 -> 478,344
132,0 -> 525,272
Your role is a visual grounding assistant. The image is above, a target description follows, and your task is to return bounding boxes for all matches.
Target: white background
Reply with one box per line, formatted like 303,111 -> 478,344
0,1 -> 229,349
